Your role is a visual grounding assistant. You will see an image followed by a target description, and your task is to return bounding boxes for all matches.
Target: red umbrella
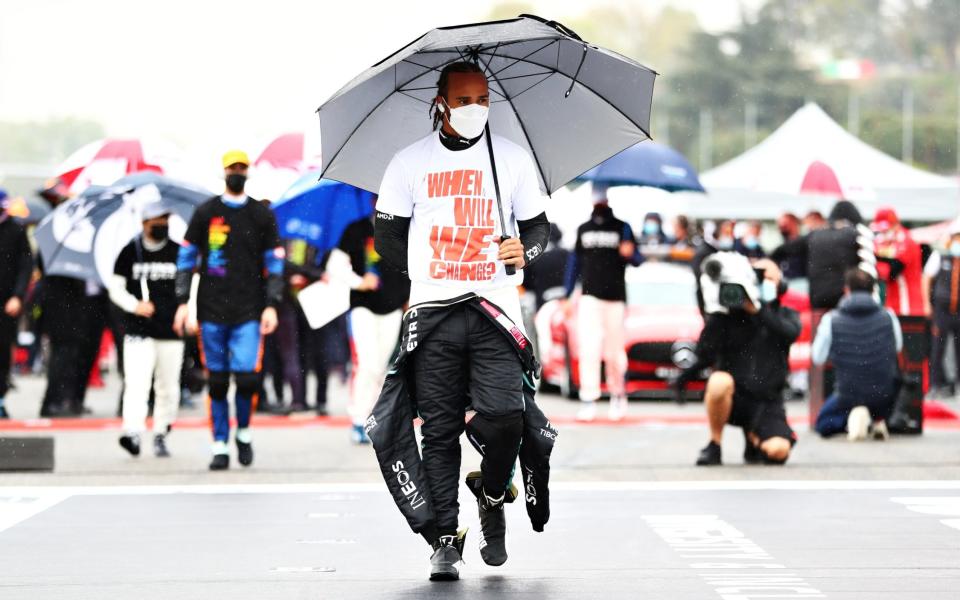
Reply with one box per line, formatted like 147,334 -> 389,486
55,138 -> 190,195
250,132 -> 321,199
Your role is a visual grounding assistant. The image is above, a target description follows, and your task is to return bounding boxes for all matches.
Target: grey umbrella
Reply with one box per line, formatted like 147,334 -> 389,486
317,14 -> 657,197
35,174 -> 210,285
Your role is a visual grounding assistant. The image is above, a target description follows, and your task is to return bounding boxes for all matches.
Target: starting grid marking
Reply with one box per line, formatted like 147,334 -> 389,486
3,480 -> 960,499
645,514 -> 826,600
1,482 -> 958,594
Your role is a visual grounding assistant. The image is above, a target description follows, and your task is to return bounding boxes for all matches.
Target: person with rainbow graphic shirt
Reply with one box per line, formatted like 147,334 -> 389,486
173,150 -> 284,471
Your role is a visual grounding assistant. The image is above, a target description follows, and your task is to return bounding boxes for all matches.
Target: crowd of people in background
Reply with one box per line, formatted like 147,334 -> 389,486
0,164 -> 956,469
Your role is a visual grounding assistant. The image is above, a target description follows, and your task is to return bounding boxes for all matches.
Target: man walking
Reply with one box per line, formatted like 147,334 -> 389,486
0,189 -> 33,418
109,201 -> 182,457
174,150 -> 284,470
563,183 -> 642,421
374,61 -> 550,580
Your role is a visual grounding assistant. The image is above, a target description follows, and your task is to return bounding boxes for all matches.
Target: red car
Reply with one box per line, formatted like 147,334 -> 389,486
538,263 -> 812,400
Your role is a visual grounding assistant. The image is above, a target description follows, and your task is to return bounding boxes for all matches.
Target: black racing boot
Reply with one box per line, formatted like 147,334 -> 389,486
429,529 -> 466,581
119,434 -> 141,457
696,441 -> 722,466
477,490 -> 508,566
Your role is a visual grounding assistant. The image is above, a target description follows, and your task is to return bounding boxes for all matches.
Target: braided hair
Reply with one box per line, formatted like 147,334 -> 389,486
430,61 -> 484,131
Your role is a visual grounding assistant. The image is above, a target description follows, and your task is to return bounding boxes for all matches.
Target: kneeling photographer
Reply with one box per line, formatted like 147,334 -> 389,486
674,255 -> 801,466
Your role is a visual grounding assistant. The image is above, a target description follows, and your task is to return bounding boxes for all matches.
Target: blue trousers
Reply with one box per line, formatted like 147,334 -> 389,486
199,321 -> 262,442
815,390 -> 895,437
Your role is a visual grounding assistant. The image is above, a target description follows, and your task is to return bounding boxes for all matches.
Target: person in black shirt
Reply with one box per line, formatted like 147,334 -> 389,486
173,150 -> 284,471
0,190 -> 33,419
562,185 -> 643,422
109,201 -> 182,457
329,209 -> 410,443
676,258 -> 800,466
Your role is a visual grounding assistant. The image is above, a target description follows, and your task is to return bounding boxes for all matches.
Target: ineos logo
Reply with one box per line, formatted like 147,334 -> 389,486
391,460 -> 426,510
671,341 -> 698,369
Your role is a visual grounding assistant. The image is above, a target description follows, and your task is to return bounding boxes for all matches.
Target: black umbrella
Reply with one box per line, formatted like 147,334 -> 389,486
318,14 -> 656,197
35,174 -> 209,284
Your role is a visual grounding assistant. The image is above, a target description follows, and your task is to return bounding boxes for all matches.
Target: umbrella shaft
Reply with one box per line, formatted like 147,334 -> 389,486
484,123 -> 516,276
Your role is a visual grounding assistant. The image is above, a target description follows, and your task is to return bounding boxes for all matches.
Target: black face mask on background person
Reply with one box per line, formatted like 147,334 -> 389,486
148,224 -> 169,241
225,173 -> 247,194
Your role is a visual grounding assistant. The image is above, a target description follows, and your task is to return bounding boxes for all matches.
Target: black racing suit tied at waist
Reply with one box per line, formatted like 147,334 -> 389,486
364,293 -> 556,540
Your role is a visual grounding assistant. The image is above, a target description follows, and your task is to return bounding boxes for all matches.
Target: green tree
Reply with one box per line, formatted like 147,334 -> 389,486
0,117 -> 105,164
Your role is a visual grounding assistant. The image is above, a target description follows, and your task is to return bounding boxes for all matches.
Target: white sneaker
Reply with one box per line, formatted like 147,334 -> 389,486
608,396 -> 627,421
576,401 -> 597,422
846,406 -> 871,441
870,419 -> 889,441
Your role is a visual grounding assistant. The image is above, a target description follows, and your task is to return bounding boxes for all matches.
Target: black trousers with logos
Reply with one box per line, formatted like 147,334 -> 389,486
411,303 -> 524,537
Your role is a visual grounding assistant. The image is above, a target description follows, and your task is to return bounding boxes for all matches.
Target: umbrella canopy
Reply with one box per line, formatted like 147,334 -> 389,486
249,132 -> 323,200
317,14 -> 657,196
111,172 -> 212,242
272,173 -> 373,253
35,175 -> 210,284
577,141 -> 704,193
54,138 -> 194,196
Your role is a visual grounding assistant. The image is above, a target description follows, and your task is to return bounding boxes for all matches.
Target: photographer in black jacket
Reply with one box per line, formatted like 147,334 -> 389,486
675,256 -> 801,466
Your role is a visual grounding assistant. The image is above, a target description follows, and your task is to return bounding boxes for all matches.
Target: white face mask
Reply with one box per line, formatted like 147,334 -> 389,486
760,279 -> 778,303
443,99 -> 489,139
950,241 -> 960,257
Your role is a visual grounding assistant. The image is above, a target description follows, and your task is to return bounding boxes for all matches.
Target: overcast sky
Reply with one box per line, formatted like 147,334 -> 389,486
0,0 -> 756,160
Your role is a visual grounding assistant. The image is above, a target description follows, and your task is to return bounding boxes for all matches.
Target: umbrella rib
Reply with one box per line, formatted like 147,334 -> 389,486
474,51 -> 552,195
321,55 -> 489,182
479,40 -> 558,79
479,43 -> 652,139
497,72 -> 556,102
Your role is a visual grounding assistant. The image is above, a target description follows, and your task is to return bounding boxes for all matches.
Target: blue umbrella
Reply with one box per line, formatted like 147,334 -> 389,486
273,173 -> 373,253
578,142 -> 705,193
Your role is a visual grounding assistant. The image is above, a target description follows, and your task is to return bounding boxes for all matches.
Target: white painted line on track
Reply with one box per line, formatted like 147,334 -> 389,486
4,480 -> 960,498
0,493 -> 69,534
269,566 -> 336,573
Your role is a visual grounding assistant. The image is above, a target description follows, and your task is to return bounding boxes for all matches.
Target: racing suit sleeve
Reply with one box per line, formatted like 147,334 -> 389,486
374,211 -> 410,275
175,243 -> 199,305
263,249 -> 284,308
517,211 -> 550,269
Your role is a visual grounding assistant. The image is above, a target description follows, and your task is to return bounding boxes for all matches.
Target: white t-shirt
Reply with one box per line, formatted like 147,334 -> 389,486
377,132 -> 546,320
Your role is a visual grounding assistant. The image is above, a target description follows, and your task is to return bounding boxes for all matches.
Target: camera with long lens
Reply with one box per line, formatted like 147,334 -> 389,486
701,252 -> 761,314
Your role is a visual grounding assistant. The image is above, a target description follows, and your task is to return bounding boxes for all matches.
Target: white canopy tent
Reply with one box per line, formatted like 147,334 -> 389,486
700,103 -> 960,222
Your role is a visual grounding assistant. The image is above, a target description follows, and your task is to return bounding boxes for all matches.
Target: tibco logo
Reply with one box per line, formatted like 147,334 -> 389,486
363,415 -> 378,435
391,460 -> 426,510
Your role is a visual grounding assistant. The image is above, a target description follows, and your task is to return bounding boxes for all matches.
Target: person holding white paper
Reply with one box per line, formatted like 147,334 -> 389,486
328,208 -> 409,443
